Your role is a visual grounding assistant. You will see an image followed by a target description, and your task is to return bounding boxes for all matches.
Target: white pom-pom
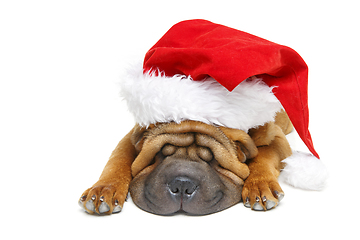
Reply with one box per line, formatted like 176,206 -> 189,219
279,151 -> 328,191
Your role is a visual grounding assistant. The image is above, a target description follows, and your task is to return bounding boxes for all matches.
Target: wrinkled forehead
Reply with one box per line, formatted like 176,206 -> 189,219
146,121 -> 234,145
131,121 -> 250,180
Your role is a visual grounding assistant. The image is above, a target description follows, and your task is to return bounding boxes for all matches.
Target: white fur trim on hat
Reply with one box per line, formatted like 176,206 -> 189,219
120,65 -> 282,131
279,151 -> 328,190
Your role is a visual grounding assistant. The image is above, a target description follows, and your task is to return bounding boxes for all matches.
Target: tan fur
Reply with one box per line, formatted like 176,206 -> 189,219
80,130 -> 136,214
80,110 -> 293,213
131,121 -> 252,180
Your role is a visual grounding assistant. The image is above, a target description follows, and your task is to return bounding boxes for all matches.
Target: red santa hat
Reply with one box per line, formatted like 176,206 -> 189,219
120,19 -> 327,190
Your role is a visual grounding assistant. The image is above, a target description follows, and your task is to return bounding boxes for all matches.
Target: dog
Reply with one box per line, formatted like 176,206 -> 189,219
78,109 -> 293,215
78,20 -> 326,215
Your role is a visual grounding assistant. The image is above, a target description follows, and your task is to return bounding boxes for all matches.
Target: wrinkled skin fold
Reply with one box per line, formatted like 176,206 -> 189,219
129,122 -> 251,215
79,110 -> 293,215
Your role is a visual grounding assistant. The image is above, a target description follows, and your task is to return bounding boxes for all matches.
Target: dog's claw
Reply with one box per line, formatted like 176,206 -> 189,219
79,195 -> 121,214
99,202 -> 110,214
112,199 -> 122,213
86,200 -> 95,212
242,177 -> 285,211
79,184 -> 126,215
274,191 -> 284,202
244,197 -> 251,208
265,200 -> 276,210
112,205 -> 122,213
253,202 -> 263,211
78,199 -> 85,209
250,197 -> 276,211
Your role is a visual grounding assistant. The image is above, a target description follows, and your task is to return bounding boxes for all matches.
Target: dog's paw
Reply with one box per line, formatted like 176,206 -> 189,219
78,183 -> 126,215
242,177 -> 284,211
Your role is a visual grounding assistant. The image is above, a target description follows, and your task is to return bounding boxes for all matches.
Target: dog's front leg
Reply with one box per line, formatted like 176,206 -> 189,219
243,122 -> 292,211
78,128 -> 137,215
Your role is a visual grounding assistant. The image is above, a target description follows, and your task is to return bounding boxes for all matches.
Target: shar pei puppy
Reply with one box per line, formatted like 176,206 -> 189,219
78,19 -> 326,216
79,110 -> 293,215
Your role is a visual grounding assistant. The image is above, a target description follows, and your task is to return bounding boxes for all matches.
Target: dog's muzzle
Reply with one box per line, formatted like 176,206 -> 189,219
131,153 -> 241,215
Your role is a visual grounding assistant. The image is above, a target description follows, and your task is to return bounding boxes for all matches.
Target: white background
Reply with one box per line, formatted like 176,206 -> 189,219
1,0 -> 359,239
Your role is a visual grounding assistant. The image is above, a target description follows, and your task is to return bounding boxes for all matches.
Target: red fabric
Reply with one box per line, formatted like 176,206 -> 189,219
143,19 -> 319,158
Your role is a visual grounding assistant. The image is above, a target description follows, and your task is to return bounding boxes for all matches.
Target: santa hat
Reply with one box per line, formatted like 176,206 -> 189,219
120,19 -> 327,190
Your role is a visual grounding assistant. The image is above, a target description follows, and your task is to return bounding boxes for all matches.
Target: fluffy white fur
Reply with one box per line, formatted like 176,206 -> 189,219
279,151 -> 328,190
120,66 -> 282,131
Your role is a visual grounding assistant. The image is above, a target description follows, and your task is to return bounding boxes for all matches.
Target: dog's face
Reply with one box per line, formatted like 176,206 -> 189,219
129,121 -> 258,215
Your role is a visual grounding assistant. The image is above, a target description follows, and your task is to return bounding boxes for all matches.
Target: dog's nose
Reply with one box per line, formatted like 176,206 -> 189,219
168,177 -> 197,196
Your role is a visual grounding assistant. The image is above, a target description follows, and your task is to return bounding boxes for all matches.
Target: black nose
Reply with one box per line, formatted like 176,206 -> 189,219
168,177 -> 198,196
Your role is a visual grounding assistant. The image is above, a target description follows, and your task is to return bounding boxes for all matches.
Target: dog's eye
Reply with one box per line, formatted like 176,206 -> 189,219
162,144 -> 177,156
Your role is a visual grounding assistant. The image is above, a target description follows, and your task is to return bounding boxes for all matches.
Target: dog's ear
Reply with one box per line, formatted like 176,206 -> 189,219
130,124 -> 148,153
219,127 -> 258,162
